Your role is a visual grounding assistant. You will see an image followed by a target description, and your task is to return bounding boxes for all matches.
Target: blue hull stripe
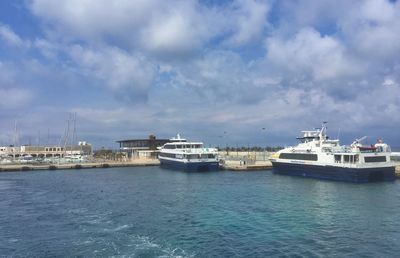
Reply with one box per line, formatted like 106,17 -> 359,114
160,159 -> 220,172
272,162 -> 396,183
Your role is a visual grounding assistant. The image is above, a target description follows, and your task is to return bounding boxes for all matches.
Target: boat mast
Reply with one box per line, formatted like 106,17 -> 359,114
13,120 -> 19,147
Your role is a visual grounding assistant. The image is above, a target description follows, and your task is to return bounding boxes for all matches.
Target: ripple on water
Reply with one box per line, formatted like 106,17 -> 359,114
0,180 -> 14,190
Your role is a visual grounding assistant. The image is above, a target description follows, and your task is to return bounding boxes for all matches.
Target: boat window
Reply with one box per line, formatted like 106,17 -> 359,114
344,155 -> 350,163
354,155 -> 359,163
187,154 -> 200,159
364,156 -> 386,163
208,154 -> 215,159
334,155 -> 341,163
279,153 -> 318,161
159,153 -> 172,158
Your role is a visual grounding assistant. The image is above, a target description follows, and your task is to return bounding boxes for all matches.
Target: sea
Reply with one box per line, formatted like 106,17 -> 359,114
1,167 -> 400,257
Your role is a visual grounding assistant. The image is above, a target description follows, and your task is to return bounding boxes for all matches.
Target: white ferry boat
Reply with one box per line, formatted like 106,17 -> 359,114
158,134 -> 219,172
269,122 -> 395,183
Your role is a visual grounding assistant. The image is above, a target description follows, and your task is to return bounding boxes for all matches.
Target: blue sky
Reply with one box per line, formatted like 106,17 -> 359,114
0,0 -> 400,149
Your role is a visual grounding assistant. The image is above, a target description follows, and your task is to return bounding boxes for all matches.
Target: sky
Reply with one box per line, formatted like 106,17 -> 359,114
0,0 -> 400,149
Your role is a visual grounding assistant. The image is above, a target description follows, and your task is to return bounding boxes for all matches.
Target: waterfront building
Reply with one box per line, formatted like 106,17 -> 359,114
117,135 -> 170,159
0,142 -> 92,159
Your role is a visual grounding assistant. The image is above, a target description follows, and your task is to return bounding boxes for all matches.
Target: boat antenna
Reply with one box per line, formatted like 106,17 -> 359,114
319,121 -> 328,140
337,128 -> 341,141
352,136 -> 367,145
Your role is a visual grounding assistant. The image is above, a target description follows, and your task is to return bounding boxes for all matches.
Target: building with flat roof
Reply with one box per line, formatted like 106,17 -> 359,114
117,135 -> 170,159
0,142 -> 92,158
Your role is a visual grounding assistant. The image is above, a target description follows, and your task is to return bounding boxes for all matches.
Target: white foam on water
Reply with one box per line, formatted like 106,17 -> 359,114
82,211 -> 113,226
82,239 -> 93,245
134,235 -> 161,249
128,235 -> 196,258
74,227 -> 195,257
102,224 -> 131,232
159,246 -> 196,258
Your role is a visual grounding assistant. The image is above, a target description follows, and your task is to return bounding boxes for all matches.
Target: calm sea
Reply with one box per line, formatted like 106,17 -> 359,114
1,167 -> 400,257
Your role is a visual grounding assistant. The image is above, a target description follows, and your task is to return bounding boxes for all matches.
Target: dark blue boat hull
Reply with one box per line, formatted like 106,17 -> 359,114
271,162 -> 396,183
160,159 -> 220,172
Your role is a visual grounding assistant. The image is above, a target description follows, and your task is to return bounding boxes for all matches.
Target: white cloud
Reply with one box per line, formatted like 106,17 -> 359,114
360,0 -> 396,23
0,88 -> 33,109
0,0 -> 399,146
141,6 -> 210,57
266,28 -> 362,81
0,62 -> 34,109
30,0 -> 274,58
225,0 -> 270,46
0,24 -> 29,48
67,45 -> 156,101
30,0 -> 159,39
33,39 -> 59,59
383,78 -> 396,87
336,0 -> 400,62
30,0 -> 219,57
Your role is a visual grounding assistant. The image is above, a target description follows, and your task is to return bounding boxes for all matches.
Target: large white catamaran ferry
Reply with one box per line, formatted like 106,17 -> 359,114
158,134 -> 219,172
269,122 -> 396,183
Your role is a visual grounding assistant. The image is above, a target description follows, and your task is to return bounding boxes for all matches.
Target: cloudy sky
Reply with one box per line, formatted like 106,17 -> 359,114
0,0 -> 400,149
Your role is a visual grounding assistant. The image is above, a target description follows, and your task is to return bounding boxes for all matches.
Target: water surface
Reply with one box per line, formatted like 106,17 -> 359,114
1,167 -> 400,257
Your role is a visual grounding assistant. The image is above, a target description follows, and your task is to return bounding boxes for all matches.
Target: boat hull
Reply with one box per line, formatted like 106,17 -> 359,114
271,161 -> 396,183
160,158 -> 220,172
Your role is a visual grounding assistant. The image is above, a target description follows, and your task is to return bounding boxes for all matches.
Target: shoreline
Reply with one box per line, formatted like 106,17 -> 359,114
1,160 -> 399,179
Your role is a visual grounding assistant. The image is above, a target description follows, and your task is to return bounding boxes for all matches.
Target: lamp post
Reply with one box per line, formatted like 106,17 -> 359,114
262,127 -> 266,161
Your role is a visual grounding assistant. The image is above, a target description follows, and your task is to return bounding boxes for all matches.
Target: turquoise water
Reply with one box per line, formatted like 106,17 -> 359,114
1,167 -> 400,257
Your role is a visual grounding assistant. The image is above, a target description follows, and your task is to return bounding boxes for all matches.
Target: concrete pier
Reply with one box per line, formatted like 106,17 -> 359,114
0,159 -> 160,172
221,160 -> 273,171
